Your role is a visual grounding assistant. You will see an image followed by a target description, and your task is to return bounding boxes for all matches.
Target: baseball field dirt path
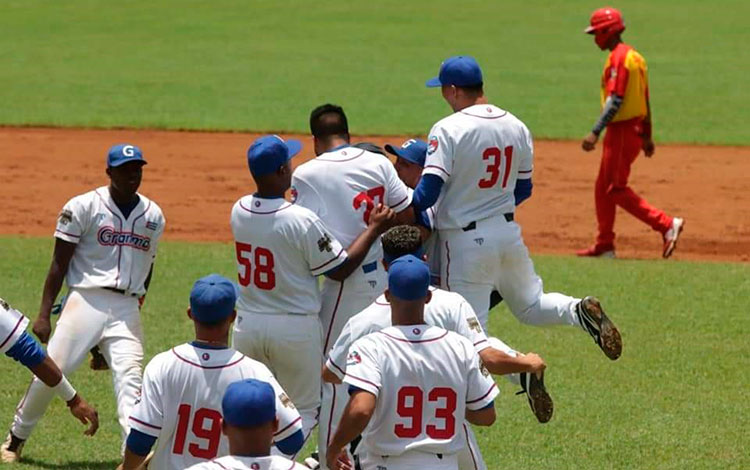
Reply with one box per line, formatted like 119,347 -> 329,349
1,127 -> 747,262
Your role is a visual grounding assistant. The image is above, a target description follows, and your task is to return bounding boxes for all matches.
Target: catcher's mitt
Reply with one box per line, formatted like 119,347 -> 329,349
89,346 -> 109,371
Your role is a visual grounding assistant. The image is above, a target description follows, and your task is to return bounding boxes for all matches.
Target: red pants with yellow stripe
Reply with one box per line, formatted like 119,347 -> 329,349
595,118 -> 672,247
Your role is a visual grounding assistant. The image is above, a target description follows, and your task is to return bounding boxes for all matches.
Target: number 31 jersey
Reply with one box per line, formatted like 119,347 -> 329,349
423,104 -> 534,230
344,325 -> 498,457
128,343 -> 302,470
291,147 -> 412,266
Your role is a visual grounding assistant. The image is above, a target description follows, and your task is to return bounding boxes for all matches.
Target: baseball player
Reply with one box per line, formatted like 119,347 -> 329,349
412,56 -> 622,360
184,379 -> 308,470
1,298 -> 99,462
327,256 -> 498,470
323,226 -> 550,470
579,6 -> 684,259
231,135 -> 394,441
122,274 -> 303,470
291,104 -> 413,466
3,144 -> 165,456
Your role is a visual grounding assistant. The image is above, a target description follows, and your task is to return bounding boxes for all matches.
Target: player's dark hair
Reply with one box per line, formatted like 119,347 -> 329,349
310,104 -> 349,141
382,225 -> 422,258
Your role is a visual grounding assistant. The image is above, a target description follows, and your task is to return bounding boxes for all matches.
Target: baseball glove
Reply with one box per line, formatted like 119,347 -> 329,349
89,346 -> 109,371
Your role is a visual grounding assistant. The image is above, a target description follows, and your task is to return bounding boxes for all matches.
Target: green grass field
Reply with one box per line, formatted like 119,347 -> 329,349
0,0 -> 748,144
1,237 -> 748,470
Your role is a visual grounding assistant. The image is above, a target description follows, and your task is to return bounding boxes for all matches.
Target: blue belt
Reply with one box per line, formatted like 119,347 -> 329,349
362,261 -> 378,273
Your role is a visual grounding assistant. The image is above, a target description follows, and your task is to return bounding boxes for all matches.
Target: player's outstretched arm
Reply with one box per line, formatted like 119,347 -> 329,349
466,404 -> 496,426
35,238 -> 76,343
326,204 -> 395,281
326,390 -> 376,470
479,348 -> 546,376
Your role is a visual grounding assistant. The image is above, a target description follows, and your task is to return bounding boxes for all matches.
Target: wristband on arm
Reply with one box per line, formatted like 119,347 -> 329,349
53,376 -> 77,403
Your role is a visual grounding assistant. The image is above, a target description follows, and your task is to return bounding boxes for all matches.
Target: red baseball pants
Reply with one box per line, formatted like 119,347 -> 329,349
595,118 -> 672,247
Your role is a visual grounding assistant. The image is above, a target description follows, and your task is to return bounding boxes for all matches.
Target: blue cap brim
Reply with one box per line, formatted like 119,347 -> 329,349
425,77 -> 442,88
285,139 -> 302,158
109,157 -> 147,168
385,144 -> 423,167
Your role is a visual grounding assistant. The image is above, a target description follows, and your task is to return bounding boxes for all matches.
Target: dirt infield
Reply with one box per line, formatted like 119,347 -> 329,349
1,127 -> 747,262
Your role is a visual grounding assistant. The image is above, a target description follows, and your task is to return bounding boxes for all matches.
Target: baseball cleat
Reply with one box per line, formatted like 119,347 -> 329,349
662,217 -> 684,259
304,452 -> 321,469
1,432 -> 25,463
517,371 -> 554,423
577,296 -> 622,360
576,244 -> 616,258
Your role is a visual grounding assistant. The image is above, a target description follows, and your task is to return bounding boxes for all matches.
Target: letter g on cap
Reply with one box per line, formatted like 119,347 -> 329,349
122,145 -> 135,157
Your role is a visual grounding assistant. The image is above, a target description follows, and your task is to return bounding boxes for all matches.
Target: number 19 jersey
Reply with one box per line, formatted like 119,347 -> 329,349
423,105 -> 534,230
343,325 -> 498,457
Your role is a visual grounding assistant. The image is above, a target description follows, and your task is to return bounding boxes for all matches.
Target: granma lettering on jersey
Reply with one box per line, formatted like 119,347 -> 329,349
97,226 -> 151,250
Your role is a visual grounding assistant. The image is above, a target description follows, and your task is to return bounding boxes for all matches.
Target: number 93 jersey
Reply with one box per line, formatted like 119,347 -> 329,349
128,343 -> 302,470
343,325 -> 498,457
291,147 -> 412,266
423,105 -> 534,230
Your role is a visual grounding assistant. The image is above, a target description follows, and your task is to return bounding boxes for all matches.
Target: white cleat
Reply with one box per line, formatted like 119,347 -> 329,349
1,433 -> 25,463
662,217 -> 684,259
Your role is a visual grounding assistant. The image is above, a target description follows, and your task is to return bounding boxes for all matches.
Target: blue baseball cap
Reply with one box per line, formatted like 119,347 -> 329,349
107,144 -> 147,168
425,56 -> 483,88
247,135 -> 302,177
385,139 -> 428,168
189,274 -> 237,324
388,255 -> 430,301
222,379 -> 276,428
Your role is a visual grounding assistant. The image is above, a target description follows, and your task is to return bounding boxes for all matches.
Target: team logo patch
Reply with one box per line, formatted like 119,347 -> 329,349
145,221 -> 158,230
412,327 -> 421,335
368,280 -> 377,288
427,136 -> 439,155
474,238 -> 484,246
202,353 -> 210,361
58,209 -> 73,226
290,186 -> 298,203
467,316 -> 482,333
347,350 -> 362,366
97,226 -> 151,251
317,233 -> 333,252
251,463 -> 260,470
279,392 -> 296,409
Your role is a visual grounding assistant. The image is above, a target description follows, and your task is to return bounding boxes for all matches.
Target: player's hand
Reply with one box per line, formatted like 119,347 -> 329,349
582,132 -> 598,152
521,352 -> 546,374
33,317 -> 52,344
642,137 -> 655,157
67,394 -> 99,436
368,204 -> 396,233
137,295 -> 145,310
326,448 -> 352,470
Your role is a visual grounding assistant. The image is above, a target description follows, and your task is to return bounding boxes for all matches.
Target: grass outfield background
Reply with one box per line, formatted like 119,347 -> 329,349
0,0 -> 748,144
1,237 -> 748,470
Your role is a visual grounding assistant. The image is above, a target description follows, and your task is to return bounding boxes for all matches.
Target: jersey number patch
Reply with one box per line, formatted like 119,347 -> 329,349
478,146 -> 513,189
353,186 -> 385,224
394,386 -> 457,439
235,242 -> 276,290
173,404 -> 222,459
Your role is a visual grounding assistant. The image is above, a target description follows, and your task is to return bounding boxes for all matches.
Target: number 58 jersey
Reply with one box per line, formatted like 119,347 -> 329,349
343,325 -> 498,457
291,147 -> 412,266
423,105 -> 534,230
128,343 -> 302,470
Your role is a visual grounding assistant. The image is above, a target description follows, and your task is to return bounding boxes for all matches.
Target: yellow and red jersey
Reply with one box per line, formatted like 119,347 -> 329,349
600,43 -> 649,122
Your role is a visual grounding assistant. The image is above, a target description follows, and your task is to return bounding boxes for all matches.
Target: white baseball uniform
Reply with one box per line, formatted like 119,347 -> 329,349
10,186 -> 165,446
0,299 -> 29,355
344,325 -> 498,470
129,343 -> 303,470
230,194 -> 346,438
326,287 -> 517,470
424,104 -> 581,331
291,145 -> 412,467
186,455 -> 309,470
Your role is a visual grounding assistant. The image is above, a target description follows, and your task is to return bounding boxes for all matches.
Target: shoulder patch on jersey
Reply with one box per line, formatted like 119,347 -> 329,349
279,392 -> 295,409
467,316 -> 482,333
317,233 -> 333,253
145,220 -> 158,230
290,186 -> 298,203
58,209 -> 73,226
346,350 -> 362,366
427,136 -> 439,155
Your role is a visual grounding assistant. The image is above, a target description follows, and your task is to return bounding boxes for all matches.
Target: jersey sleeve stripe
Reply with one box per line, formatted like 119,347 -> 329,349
54,229 -> 81,239
466,382 -> 497,404
327,358 -> 347,378
424,165 -> 451,177
344,372 -> 380,391
274,416 -> 302,436
309,248 -> 345,273
390,194 -> 410,212
0,315 -> 25,350
518,170 -> 532,174
128,416 -> 162,430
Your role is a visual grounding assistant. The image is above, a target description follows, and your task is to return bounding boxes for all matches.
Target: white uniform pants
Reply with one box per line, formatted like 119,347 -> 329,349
318,263 -> 385,470
439,215 -> 580,332
11,288 -> 143,448
358,450 -> 458,470
232,312 -> 323,440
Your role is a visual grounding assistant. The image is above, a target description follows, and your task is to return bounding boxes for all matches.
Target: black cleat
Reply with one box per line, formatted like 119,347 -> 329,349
577,296 -> 622,360
518,371 -> 554,423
